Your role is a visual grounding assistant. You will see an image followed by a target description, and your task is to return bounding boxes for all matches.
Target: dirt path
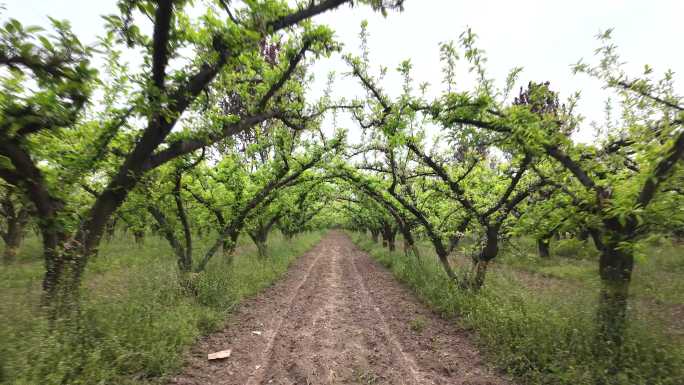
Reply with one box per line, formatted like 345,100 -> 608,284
168,231 -> 510,385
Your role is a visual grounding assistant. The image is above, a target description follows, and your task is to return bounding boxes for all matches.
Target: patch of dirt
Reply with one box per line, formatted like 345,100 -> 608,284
168,231 -> 511,385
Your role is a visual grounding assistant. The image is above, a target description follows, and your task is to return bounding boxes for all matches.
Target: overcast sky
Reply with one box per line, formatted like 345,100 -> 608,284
4,0 -> 683,143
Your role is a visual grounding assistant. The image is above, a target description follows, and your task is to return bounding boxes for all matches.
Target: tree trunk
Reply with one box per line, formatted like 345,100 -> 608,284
403,238 -> 417,258
198,230 -> 238,272
222,239 -> 232,256
1,205 -> 29,264
148,205 -> 191,273
371,229 -> 379,244
597,244 -> 634,349
41,239 -> 87,320
40,222 -> 70,308
256,240 -> 268,258
537,237 -> 551,258
471,259 -> 489,290
2,221 -> 25,264
105,218 -> 117,242
674,229 -> 684,243
2,241 -> 19,263
578,229 -> 590,241
468,225 -> 499,290
387,231 -> 396,252
133,230 -> 145,246
435,248 -> 456,280
381,222 -> 397,251
409,243 -> 421,260
249,232 -> 269,258
220,234 -> 238,266
401,225 -> 421,262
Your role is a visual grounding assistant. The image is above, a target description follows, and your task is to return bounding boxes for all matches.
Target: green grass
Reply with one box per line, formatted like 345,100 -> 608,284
498,236 -> 684,305
351,233 -> 684,385
0,231 -> 322,385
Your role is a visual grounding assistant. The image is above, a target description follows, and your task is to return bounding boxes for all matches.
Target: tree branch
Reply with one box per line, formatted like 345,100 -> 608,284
151,0 -> 174,89
267,0 -> 350,32
636,129 -> 684,208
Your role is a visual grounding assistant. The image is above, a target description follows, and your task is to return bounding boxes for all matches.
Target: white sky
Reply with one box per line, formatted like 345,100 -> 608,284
4,0 -> 683,143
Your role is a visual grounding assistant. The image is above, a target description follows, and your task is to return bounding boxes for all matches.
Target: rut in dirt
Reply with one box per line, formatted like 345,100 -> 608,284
169,231 -> 510,385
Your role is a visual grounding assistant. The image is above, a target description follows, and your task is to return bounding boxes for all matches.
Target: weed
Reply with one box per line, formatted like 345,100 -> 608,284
409,315 -> 427,333
352,367 -> 379,385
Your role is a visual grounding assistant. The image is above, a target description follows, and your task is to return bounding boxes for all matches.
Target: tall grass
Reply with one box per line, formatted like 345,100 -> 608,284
498,235 -> 684,305
351,233 -> 684,385
0,231 -> 321,385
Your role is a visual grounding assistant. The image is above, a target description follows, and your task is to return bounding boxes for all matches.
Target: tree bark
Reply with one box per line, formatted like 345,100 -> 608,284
173,175 -> 193,272
381,221 -> 396,251
147,205 -> 191,273
387,230 -> 396,252
2,213 -> 28,263
370,229 -> 379,244
133,230 -> 145,246
403,236 -> 420,260
222,239 -> 233,256
468,225 -> 499,290
537,237 -> 551,258
597,243 -> 634,349
41,241 -> 85,319
1,196 -> 30,263
198,230 -> 239,272
255,239 -> 268,258
104,217 -> 117,242
249,232 -> 269,259
471,259 -> 489,290
674,229 -> 684,243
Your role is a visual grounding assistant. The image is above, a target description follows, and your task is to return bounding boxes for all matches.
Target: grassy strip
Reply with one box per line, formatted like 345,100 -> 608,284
0,231 -> 322,385
350,233 -> 684,385
497,236 -> 684,306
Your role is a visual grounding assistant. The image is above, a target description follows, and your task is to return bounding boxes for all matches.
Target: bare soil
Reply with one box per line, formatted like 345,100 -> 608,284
168,231 -> 511,385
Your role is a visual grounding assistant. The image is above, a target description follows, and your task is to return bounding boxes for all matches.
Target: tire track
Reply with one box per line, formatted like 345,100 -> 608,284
346,239 -> 430,385
243,239 -> 330,385
169,231 -> 512,385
